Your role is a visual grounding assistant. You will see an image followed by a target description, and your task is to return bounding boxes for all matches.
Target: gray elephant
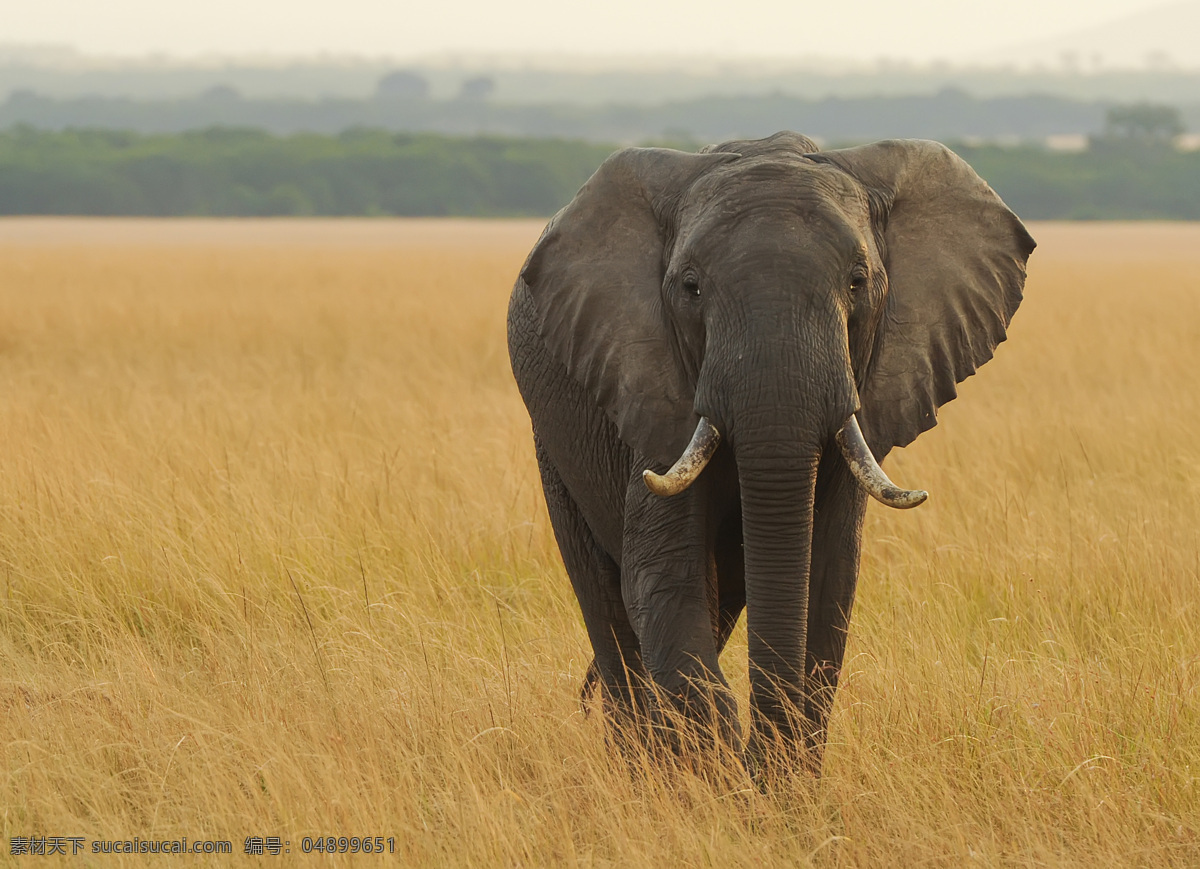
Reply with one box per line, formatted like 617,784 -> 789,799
507,132 -> 1034,771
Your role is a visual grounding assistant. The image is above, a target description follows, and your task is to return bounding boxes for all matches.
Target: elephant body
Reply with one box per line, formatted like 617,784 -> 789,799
507,132 -> 1034,770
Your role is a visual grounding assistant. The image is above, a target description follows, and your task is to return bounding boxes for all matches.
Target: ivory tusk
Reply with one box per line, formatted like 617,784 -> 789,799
643,417 -> 721,497
835,414 -> 928,509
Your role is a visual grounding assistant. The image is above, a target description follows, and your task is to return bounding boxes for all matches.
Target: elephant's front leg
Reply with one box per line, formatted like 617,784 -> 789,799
803,448 -> 868,768
620,464 -> 740,755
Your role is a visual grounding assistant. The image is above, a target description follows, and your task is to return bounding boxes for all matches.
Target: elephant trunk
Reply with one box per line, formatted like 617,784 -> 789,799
710,314 -> 858,756
735,441 -> 820,748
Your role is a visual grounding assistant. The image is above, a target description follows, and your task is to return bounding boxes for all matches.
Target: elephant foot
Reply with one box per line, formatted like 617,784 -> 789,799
593,675 -> 748,784
745,724 -> 826,789
636,678 -> 745,776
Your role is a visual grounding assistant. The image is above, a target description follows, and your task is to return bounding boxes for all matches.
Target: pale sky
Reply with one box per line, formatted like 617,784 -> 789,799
0,0 -> 1178,63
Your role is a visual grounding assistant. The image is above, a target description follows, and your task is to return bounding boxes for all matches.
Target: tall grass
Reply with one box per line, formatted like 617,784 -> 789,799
1,218 -> 1197,865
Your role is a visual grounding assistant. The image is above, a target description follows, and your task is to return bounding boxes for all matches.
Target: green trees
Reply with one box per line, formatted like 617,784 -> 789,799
0,127 -> 610,216
1103,103 -> 1185,143
955,142 -> 1200,220
1,125 -> 1198,218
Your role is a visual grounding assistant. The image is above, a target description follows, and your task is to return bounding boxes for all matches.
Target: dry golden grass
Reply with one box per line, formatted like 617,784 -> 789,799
0,217 -> 1197,866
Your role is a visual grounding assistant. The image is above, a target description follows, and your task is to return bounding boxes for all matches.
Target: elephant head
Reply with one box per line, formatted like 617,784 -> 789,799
520,132 -> 1034,744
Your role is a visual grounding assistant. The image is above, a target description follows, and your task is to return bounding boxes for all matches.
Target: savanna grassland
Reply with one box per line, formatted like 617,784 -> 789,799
1,218 -> 1198,866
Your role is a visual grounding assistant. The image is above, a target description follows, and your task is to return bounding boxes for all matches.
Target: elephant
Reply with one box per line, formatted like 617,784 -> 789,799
506,131 -> 1034,772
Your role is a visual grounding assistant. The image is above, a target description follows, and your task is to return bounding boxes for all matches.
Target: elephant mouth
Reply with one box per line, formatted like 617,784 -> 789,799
643,414 -> 928,509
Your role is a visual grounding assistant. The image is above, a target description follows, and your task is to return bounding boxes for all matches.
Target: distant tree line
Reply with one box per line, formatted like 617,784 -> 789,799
0,127 -> 611,217
957,140 -> 1200,219
1,126 -> 1198,219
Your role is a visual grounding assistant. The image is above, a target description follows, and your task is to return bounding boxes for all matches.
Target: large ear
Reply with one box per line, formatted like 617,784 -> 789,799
808,140 -> 1036,459
519,147 -> 735,466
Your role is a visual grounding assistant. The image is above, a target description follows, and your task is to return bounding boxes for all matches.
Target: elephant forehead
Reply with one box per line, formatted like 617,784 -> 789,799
677,175 -> 868,262
687,158 -> 869,228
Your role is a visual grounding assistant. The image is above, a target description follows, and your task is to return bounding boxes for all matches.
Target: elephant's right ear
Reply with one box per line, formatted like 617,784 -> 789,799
520,148 -> 735,466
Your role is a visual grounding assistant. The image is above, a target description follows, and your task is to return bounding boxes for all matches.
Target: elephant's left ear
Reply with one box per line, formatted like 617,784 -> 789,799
809,140 -> 1036,459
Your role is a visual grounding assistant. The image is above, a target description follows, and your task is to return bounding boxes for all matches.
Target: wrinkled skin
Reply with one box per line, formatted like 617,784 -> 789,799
507,132 -> 1035,773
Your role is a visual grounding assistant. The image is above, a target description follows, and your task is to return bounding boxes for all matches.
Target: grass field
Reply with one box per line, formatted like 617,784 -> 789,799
1,218 -> 1198,866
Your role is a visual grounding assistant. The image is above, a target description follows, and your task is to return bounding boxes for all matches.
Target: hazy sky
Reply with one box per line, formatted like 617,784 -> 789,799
3,0 -> 1177,63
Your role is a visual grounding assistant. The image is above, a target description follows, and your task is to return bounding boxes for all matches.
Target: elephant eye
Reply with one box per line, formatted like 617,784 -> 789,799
681,273 -> 701,298
849,270 -> 868,295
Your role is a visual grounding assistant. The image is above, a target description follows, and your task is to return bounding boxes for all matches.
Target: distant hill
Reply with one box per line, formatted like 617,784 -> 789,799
988,0 -> 1200,69
7,46 -> 1200,106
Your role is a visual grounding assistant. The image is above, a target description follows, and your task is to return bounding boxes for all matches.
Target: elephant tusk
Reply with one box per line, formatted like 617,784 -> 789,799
643,417 -> 721,497
836,414 -> 928,509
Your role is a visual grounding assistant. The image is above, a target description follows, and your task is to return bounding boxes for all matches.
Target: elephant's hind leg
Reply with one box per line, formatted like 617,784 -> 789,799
534,435 -> 647,732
